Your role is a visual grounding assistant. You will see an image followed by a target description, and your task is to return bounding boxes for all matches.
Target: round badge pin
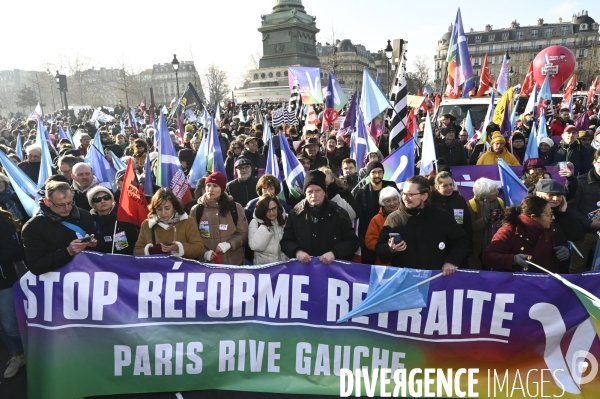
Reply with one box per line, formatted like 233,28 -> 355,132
439,242 -> 446,250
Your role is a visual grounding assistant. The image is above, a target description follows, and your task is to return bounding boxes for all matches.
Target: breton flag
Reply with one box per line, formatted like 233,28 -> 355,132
447,8 -> 475,97
271,108 -> 285,127
117,159 -> 148,226
388,45 -> 409,152
155,113 -> 193,205
476,53 -> 491,98
288,75 -> 302,120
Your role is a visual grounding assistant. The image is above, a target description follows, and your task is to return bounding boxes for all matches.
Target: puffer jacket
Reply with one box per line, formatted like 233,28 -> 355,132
190,194 -> 248,265
248,214 -> 289,265
133,213 -> 205,260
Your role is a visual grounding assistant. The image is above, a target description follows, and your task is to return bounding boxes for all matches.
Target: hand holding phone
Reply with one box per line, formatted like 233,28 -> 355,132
79,234 -> 94,243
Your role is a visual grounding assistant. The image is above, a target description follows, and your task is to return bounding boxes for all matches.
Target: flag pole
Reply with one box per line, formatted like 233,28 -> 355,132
111,221 -> 117,254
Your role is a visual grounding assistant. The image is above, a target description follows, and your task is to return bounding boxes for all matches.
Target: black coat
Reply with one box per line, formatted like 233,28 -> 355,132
226,176 -> 259,208
376,203 -> 469,269
431,191 -> 473,265
280,198 -> 359,260
21,204 -> 103,275
18,160 -> 41,182
544,140 -> 592,177
568,168 -> 600,233
239,149 -> 266,177
91,207 -> 140,255
436,139 -> 467,167
0,221 -> 25,290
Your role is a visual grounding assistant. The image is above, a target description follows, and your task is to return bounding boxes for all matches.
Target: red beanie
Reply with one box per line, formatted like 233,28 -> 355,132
205,172 -> 227,193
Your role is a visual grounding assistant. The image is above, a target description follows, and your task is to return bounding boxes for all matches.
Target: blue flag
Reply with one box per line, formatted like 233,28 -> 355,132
278,133 -> 304,198
111,152 -> 127,171
156,113 -> 192,203
264,117 -> 279,179
341,91 -> 358,135
37,125 -> 54,190
360,68 -> 390,123
58,124 -> 73,146
496,53 -> 509,94
187,137 -> 208,191
386,139 -> 415,186
464,110 -> 476,140
91,130 -> 104,154
143,150 -> 154,197
206,116 -> 226,177
593,239 -> 600,271
0,150 -> 36,217
337,266 -> 432,324
498,158 -> 528,206
87,145 -> 117,191
523,122 -> 538,163
15,134 -> 23,161
352,111 -> 368,170
420,113 -> 437,176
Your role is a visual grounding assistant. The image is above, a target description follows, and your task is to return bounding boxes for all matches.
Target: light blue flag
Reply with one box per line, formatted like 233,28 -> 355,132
386,139 -> 415,187
72,129 -> 82,149
352,111 -> 368,169
420,113 -> 437,175
143,150 -> 154,196
337,266 -> 432,324
91,130 -> 103,154
523,122 -> 538,163
238,108 -> 246,123
360,68 -> 391,123
15,134 -> 23,161
187,136 -> 208,191
86,145 -> 117,191
536,75 -> 553,121
214,104 -> 221,124
264,117 -> 279,178
464,110 -> 476,140
538,112 -> 548,140
162,105 -> 168,115
65,126 -> 75,147
58,124 -> 69,144
498,158 -> 528,206
206,116 -> 226,177
111,151 -> 127,171
496,54 -> 509,94
120,119 -> 126,135
278,133 -> 304,198
37,125 -> 54,190
0,151 -> 37,217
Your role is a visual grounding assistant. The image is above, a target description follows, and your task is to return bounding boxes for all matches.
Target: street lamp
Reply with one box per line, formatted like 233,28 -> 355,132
171,54 -> 180,99
509,66 -> 514,88
55,71 -> 64,110
385,39 -> 393,94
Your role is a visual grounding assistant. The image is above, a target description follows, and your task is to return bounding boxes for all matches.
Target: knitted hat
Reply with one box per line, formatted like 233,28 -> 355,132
205,172 -> 227,193
366,161 -> 385,175
178,148 -> 195,164
115,169 -> 126,182
539,137 -> 554,147
490,132 -> 506,145
511,132 -> 526,142
303,170 -> 327,192
523,158 -> 546,172
185,124 -> 194,133
87,186 -> 114,207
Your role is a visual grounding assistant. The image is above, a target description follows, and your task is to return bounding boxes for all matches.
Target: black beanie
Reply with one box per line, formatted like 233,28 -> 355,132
303,170 -> 327,192
178,148 -> 195,164
366,161 -> 384,175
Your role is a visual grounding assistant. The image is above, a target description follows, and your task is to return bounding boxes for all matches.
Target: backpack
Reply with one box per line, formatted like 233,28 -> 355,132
195,201 -> 239,227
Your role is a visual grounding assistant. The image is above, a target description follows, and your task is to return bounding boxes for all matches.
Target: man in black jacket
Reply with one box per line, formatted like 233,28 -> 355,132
239,137 -> 266,177
544,125 -> 592,177
376,175 -> 468,274
21,181 -> 103,275
281,170 -> 359,263
353,161 -> 398,264
301,138 -> 329,170
567,149 -> 600,273
226,158 -> 258,207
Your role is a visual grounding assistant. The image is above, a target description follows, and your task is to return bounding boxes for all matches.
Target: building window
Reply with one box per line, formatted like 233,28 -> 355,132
516,31 -> 524,40
562,26 -> 569,35
514,43 -> 521,51
580,24 -> 588,31
579,49 -> 586,58
254,74 -> 258,79
502,32 -> 510,40
268,72 -> 273,78
531,29 -> 538,38
545,28 -> 553,37
562,38 -> 567,45
475,68 -> 480,76
475,35 -> 482,43
276,71 -> 281,77
489,34 -> 495,42
530,41 -> 536,49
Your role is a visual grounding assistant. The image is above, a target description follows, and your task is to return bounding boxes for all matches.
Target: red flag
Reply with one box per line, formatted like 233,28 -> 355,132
560,74 -> 577,109
588,76 -> 598,106
432,94 -> 441,116
417,89 -> 422,96
476,53 -> 491,97
138,99 -> 146,111
117,159 -> 148,226
445,74 -> 459,99
521,61 -> 535,96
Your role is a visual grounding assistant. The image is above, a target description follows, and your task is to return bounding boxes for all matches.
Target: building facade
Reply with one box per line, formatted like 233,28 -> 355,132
434,10 -> 600,92
316,40 -> 378,93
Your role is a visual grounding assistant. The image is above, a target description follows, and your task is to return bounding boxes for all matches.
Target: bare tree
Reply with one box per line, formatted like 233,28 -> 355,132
407,55 -> 433,94
15,85 -> 40,113
203,65 -> 229,105
238,53 -> 261,89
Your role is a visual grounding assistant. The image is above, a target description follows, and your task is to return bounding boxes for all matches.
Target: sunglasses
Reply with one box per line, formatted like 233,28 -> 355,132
92,194 -> 112,203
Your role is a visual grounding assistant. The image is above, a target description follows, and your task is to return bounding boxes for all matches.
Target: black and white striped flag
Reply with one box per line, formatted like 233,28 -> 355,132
272,108 -> 285,127
254,104 -> 264,126
288,76 -> 302,119
388,45 -> 409,153
284,109 -> 298,125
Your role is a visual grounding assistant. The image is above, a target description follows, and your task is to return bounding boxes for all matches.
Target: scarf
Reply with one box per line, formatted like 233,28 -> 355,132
151,212 -> 181,229
73,176 -> 99,194
0,186 -> 24,220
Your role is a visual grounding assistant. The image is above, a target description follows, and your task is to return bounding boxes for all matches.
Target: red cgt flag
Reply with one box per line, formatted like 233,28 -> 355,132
521,61 -> 535,96
588,76 -> 598,106
476,53 -> 491,98
117,159 -> 148,226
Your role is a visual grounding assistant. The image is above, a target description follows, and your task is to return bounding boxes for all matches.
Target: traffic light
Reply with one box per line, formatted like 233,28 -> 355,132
58,75 -> 68,92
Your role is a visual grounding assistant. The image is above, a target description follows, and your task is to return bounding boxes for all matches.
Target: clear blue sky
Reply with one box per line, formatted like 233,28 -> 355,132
0,0 -> 593,87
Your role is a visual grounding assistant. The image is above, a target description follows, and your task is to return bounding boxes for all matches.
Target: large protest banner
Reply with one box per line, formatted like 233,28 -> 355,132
15,252 -> 600,398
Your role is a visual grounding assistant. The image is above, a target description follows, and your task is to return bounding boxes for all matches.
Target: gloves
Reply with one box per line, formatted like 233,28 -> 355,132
217,242 -> 232,253
513,254 -> 530,268
554,246 -> 570,261
203,250 -> 215,261
327,182 -> 340,199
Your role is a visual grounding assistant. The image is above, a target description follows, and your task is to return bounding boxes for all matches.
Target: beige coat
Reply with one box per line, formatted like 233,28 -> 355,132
133,213 -> 205,260
190,194 -> 248,266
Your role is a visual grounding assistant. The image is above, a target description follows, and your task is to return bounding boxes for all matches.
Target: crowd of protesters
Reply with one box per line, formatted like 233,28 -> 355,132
0,94 -> 599,380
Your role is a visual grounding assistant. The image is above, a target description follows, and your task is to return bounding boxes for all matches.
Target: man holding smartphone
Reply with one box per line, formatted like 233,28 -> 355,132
376,175 -> 468,276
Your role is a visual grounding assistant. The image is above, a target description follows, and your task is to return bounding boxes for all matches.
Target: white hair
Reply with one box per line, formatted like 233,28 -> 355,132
473,177 -> 498,199
26,144 -> 42,155
379,186 -> 401,206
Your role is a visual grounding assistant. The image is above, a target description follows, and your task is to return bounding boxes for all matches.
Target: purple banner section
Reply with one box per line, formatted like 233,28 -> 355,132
452,165 -> 565,201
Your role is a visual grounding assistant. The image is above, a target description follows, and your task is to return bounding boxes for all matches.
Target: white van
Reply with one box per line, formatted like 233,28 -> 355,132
434,97 -> 498,131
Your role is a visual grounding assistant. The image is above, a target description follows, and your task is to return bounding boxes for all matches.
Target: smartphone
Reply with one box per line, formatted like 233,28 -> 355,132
162,242 -> 173,246
79,234 -> 94,243
558,161 -> 568,170
389,233 -> 403,244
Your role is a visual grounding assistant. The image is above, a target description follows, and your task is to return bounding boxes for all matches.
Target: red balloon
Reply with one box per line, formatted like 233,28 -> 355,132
532,45 -> 576,93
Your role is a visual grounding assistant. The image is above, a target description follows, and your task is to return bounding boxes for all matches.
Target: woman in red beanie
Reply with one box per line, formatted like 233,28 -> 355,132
190,172 -> 248,265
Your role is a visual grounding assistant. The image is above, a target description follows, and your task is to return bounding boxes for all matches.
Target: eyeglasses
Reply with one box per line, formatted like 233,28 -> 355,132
92,194 -> 112,203
49,199 -> 75,209
267,206 -> 279,213
401,192 -> 423,199
540,212 -> 554,218
383,197 -> 399,205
